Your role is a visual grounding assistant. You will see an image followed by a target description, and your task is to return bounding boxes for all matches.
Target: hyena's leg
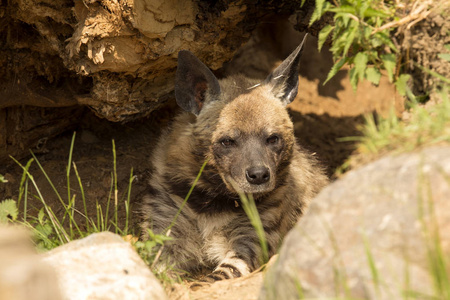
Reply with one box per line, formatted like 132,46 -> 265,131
141,191 -> 205,274
203,208 -> 286,281
202,220 -> 263,280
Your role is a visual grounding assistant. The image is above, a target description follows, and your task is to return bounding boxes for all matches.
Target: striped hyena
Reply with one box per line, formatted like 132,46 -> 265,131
141,35 -> 328,281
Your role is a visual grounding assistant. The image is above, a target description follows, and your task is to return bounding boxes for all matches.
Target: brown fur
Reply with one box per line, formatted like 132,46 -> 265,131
140,38 -> 328,280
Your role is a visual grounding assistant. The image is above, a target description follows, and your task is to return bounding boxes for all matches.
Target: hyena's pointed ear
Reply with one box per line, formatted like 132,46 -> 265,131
264,34 -> 308,106
175,50 -> 221,115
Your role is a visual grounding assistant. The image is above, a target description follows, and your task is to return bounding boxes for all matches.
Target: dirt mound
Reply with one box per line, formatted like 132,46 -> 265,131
401,2 -> 450,97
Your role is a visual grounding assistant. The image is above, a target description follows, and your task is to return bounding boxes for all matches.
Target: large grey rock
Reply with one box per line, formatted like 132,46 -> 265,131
42,232 -> 167,300
0,225 -> 62,300
261,146 -> 450,299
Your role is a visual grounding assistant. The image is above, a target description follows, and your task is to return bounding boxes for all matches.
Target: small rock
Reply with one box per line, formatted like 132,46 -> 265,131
42,232 -> 168,300
0,225 -> 62,300
261,146 -> 450,300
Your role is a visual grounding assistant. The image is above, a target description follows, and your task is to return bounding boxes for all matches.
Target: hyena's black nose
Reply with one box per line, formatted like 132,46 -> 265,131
246,166 -> 270,185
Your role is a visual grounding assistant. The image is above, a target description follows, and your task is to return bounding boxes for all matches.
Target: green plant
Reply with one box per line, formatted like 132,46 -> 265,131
237,192 -> 270,265
311,0 -> 439,94
225,177 -> 269,266
134,229 -> 173,266
338,83 -> 449,165
0,199 -> 18,223
0,174 -> 7,183
312,0 -> 398,89
5,132 -> 136,251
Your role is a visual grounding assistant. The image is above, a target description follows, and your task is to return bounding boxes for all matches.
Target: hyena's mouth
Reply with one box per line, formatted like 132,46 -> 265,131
224,175 -> 275,195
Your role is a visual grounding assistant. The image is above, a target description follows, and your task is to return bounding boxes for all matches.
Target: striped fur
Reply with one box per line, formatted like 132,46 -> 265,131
140,39 -> 328,281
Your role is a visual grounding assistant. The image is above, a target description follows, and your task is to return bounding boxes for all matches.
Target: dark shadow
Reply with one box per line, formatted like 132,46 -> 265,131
218,17 -> 348,100
288,109 -> 365,178
299,36 -> 348,100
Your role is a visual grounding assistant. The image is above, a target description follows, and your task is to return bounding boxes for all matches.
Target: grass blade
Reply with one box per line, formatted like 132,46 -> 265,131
29,151 -> 67,214
362,233 -> 381,295
17,158 -> 34,207
238,192 -> 269,265
112,139 -> 118,234
10,156 -> 69,245
66,132 -> 76,217
124,168 -> 134,235
73,162 -> 89,232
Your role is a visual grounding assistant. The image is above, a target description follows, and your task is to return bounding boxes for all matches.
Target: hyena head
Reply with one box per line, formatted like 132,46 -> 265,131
175,35 -> 307,195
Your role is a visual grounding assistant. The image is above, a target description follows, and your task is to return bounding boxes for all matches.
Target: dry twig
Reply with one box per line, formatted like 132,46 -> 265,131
371,0 -> 433,35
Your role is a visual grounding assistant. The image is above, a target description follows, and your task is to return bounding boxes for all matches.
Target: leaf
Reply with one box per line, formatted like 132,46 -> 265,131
0,174 -> 7,183
309,0 -> 324,26
335,12 -> 351,28
0,199 -> 18,223
365,67 -> 382,85
343,23 -> 358,57
371,35 -> 383,48
35,222 -> 53,238
145,240 -> 157,252
381,53 -> 396,82
438,53 -> 450,62
444,44 -> 450,51
375,32 -> 398,52
395,74 -> 411,96
155,234 -> 173,245
309,0 -> 331,26
364,7 -> 389,18
318,25 -> 334,51
358,1 -> 370,19
349,67 -> 358,91
354,52 -> 369,82
329,5 -> 356,14
323,58 -> 348,85
38,208 -> 46,224
363,26 -> 372,40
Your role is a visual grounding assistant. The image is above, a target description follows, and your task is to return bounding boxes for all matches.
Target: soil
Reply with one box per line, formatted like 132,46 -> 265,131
0,31 -> 403,299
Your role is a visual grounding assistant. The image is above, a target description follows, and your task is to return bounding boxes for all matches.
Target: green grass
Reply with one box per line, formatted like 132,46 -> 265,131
0,138 -> 270,286
338,84 -> 450,169
0,133 -> 183,285
226,177 -> 269,266
1,132 -> 137,251
238,191 -> 269,265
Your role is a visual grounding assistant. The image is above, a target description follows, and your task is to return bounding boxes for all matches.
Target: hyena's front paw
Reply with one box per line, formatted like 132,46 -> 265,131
189,261 -> 250,290
203,259 -> 251,283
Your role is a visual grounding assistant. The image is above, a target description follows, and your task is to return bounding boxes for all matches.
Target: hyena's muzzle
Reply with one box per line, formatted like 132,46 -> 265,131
214,132 -> 285,195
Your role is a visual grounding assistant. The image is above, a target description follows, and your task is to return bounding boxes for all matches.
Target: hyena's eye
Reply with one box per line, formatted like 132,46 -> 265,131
220,138 -> 236,147
266,135 -> 280,145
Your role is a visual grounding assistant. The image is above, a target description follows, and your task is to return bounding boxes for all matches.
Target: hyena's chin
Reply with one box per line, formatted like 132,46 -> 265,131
224,176 -> 276,195
241,183 -> 275,195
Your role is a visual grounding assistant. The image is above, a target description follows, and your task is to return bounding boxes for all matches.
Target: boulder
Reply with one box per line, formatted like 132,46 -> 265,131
0,225 -> 62,300
261,146 -> 450,299
42,232 -> 168,300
